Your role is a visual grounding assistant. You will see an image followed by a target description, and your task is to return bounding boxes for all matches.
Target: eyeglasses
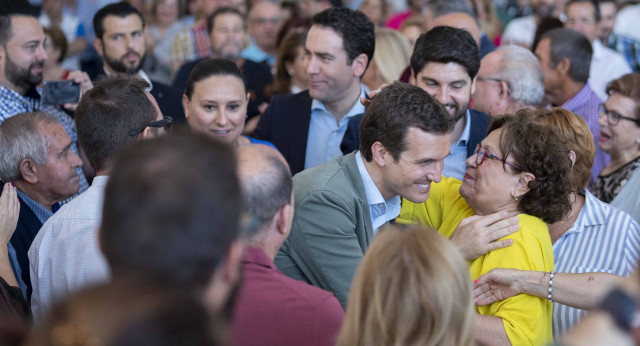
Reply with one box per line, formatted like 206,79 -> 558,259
598,103 -> 640,126
473,144 -> 523,171
251,17 -> 282,25
129,116 -> 173,137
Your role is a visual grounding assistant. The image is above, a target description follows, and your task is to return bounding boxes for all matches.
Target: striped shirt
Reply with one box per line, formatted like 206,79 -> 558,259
562,84 -> 610,186
170,21 -> 211,72
552,190 -> 640,340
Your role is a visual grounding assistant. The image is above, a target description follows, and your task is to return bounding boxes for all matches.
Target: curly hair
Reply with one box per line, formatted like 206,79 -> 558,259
312,7 -> 375,68
410,26 -> 479,79
488,110 -> 573,223
535,107 -> 595,192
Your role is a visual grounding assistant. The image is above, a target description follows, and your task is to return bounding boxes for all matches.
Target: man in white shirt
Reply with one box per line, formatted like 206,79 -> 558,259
501,0 -> 558,49
564,0 -> 631,100
28,76 -> 167,321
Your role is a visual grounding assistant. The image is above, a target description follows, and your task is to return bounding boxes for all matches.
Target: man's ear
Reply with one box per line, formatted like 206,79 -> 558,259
275,203 -> 293,236
18,159 -> 39,184
93,38 -> 104,57
204,241 -> 245,313
557,57 -> 571,76
371,141 -> 388,167
352,53 -> 368,78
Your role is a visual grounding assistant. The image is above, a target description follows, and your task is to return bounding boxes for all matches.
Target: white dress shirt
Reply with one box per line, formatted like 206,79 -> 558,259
588,39 -> 632,101
29,176 -> 111,321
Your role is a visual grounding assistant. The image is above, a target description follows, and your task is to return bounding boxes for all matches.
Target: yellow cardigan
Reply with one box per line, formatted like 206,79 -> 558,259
397,177 -> 553,345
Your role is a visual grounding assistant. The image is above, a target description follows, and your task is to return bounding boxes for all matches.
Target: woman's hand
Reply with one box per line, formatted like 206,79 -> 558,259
473,268 -> 525,306
450,211 -> 519,260
0,183 -> 19,246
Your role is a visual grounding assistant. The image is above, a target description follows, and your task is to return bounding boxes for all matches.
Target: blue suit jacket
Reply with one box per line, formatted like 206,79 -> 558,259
254,91 -> 361,175
467,108 -> 491,157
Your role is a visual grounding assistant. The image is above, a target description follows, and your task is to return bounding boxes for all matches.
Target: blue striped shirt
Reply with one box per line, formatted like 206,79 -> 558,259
552,190 -> 640,340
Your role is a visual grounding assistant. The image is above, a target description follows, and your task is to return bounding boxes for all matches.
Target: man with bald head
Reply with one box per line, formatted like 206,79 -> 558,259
471,45 -> 544,118
233,144 -> 344,346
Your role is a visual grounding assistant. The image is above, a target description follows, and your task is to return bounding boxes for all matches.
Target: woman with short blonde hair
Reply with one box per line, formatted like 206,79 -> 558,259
362,28 -> 412,91
337,225 -> 475,346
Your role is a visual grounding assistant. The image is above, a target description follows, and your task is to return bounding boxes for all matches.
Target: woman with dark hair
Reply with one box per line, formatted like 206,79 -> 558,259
399,110 -> 573,345
264,31 -> 308,99
473,108 -> 640,340
593,73 -> 640,205
182,58 -> 275,148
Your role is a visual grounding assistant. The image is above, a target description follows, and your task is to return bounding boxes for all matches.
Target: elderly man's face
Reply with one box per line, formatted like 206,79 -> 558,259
248,2 -> 283,53
34,123 -> 82,204
472,50 -> 509,118
1,16 -> 48,94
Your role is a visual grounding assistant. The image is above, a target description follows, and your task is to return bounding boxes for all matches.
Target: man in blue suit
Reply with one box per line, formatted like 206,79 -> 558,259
254,8 -> 375,175
410,26 -> 490,180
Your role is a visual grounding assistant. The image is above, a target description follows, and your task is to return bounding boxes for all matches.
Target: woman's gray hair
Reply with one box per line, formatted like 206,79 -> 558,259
0,112 -> 60,182
495,45 -> 544,107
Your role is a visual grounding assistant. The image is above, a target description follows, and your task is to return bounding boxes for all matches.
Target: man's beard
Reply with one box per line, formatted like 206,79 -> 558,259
104,50 -> 146,74
5,53 -> 44,92
444,99 -> 469,123
215,41 -> 243,61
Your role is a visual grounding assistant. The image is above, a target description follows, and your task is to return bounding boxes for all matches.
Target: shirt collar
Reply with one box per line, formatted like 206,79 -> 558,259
564,190 -> 606,235
311,85 -> 366,119
355,151 -> 385,206
592,39 -> 605,61
242,246 -> 274,269
355,151 -> 401,211
16,189 -> 54,224
561,83 -> 594,110
455,110 -> 472,147
103,69 -> 153,92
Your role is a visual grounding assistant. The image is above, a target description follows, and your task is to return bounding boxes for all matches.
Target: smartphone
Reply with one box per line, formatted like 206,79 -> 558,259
42,80 -> 80,105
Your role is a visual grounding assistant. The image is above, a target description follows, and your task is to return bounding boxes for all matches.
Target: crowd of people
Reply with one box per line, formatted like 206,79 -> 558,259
1,0 -> 640,344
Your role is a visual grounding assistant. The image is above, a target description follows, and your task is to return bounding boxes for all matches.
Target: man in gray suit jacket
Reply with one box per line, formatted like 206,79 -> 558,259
275,83 -> 455,307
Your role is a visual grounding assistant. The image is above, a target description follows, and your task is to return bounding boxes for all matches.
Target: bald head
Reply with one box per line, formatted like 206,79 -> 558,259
237,145 -> 292,239
427,12 -> 480,48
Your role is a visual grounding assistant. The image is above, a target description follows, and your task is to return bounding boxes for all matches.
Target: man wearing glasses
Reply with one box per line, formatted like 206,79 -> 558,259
471,45 -> 544,119
29,76 -> 169,321
242,1 -> 283,68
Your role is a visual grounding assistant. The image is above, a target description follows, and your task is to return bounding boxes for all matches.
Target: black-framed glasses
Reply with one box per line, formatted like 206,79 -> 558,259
473,144 -> 523,171
598,103 -> 640,126
129,116 -> 173,137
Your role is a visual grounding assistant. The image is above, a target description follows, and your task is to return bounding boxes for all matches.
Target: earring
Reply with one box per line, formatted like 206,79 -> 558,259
511,193 -> 519,202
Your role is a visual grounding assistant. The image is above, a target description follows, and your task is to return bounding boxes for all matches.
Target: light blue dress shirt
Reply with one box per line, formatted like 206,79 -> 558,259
242,42 -> 276,67
304,87 -> 366,170
355,151 -> 401,234
442,110 -> 471,181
